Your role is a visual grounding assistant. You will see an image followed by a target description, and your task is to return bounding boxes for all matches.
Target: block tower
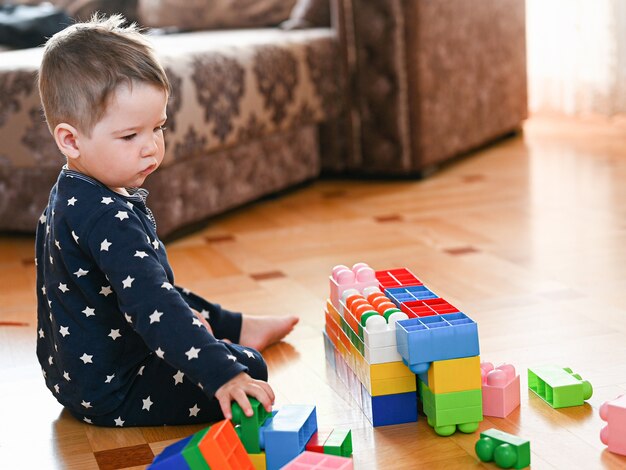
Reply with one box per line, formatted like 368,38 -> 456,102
325,263 -> 418,426
324,263 -> 484,435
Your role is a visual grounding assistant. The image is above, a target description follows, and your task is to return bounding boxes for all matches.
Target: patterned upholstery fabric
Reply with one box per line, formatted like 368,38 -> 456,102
0,28 -> 340,235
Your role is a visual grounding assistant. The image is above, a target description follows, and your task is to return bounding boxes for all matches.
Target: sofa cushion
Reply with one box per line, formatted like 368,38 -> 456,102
138,0 -> 297,31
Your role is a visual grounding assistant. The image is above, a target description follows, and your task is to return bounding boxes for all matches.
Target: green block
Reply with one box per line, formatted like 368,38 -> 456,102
475,428 -> 530,469
527,366 -> 593,408
232,398 -> 272,453
323,428 -> 352,457
182,427 -> 211,469
419,381 -> 483,427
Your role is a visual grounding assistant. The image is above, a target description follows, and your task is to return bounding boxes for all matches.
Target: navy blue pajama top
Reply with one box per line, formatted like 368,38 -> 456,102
35,168 -> 247,415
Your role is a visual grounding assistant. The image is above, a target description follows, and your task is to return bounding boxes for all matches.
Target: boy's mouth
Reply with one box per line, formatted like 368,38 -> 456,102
140,164 -> 157,176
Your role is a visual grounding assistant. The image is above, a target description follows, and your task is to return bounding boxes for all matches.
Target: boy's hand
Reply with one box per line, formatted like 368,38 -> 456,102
214,372 -> 275,420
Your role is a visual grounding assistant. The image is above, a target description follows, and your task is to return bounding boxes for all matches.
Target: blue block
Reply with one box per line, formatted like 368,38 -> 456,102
395,312 -> 479,374
360,384 -> 418,427
385,286 -> 438,307
148,435 -> 192,469
260,405 -> 317,470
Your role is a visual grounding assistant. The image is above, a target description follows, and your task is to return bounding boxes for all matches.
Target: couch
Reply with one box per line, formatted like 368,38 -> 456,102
0,0 -> 527,238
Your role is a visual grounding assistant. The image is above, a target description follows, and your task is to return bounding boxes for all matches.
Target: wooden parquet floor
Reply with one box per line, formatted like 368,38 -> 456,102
2,115 -> 626,469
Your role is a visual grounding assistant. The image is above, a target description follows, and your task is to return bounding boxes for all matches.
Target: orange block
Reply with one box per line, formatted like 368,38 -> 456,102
198,420 -> 254,469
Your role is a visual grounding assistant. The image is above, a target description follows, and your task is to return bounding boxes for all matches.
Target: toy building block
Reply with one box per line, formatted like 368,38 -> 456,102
395,312 -> 480,374
260,405 -> 317,470
306,430 -> 333,453
248,452 -> 266,470
330,263 -> 379,309
418,356 -> 481,394
148,435 -> 193,469
527,366 -> 593,408
401,298 -> 459,318
362,311 -> 408,349
281,451 -> 353,470
475,428 -> 530,469
385,285 -> 439,306
481,362 -> 520,418
600,394 -> 626,456
232,398 -> 273,453
419,381 -> 482,436
360,384 -> 418,427
375,267 -> 422,289
323,428 -> 352,457
149,420 -> 254,470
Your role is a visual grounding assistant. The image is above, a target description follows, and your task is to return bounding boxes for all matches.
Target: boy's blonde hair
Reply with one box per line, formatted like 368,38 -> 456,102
38,14 -> 170,135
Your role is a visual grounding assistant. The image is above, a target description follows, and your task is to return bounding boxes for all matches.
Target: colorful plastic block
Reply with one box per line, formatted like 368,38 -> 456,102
260,405 -> 317,470
282,451 -> 353,470
418,356 -> 481,394
362,311 -> 408,349
198,420 -> 255,470
385,285 -> 438,306
306,430 -> 333,453
481,362 -> 520,418
395,313 -> 480,374
419,381 -> 482,436
149,435 -> 193,469
600,394 -> 626,456
232,398 -> 272,453
248,452 -> 266,470
475,428 -> 530,469
375,268 -> 423,289
527,366 -> 593,408
330,263 -> 379,309
323,428 -> 352,457
400,298 -> 459,318
360,385 -> 418,427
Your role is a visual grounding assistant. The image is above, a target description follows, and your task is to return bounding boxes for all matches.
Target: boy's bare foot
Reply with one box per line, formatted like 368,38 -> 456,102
239,315 -> 299,351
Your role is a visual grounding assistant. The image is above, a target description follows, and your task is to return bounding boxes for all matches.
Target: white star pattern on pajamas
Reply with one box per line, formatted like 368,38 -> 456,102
114,417 -> 125,427
71,231 -> 79,243
39,214 -> 46,224
151,239 -> 159,250
54,384 -> 60,394
80,353 -> 93,364
59,326 -> 70,337
134,251 -> 148,259
122,276 -> 134,288
101,197 -> 113,205
137,366 -> 145,375
82,307 -> 95,317
99,285 -> 112,296
105,374 -> 115,383
227,354 -> 237,362
173,371 -> 184,385
67,197 -> 77,206
243,349 -> 255,359
100,239 -> 112,251
115,211 -> 129,221
48,356 -> 53,365
185,347 -> 200,360
55,240 -> 61,250
83,417 -> 92,424
39,328 -> 45,338
108,329 -> 121,340
81,400 -> 92,408
189,404 -> 200,417
192,317 -> 204,328
149,310 -> 163,323
63,371 -> 71,381
41,286 -> 46,295
161,282 -> 173,290
58,283 -> 69,293
142,396 -> 153,411
155,348 -> 165,359
74,268 -> 88,277
124,313 -> 132,323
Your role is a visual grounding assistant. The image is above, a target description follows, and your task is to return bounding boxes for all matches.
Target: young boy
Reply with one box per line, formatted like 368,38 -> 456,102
35,15 -> 298,427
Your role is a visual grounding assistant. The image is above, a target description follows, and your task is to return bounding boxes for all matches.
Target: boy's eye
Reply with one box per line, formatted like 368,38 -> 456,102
122,133 -> 136,141
155,125 -> 167,133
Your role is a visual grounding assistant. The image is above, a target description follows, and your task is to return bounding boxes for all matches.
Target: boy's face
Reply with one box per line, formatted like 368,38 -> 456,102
67,82 -> 168,194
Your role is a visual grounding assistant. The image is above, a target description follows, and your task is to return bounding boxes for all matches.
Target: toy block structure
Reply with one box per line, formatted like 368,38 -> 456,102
150,401 -> 352,470
282,451 -> 353,470
527,365 -> 593,408
148,419 -> 254,470
324,263 -> 483,435
475,428 -> 530,469
481,362 -> 520,418
600,394 -> 626,456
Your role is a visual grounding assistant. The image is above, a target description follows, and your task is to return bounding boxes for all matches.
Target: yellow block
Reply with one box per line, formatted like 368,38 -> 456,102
249,452 -> 266,470
370,376 -> 417,396
427,356 -> 481,393
371,361 -> 414,381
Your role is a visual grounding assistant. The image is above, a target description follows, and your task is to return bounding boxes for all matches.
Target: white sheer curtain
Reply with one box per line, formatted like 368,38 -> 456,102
526,0 -> 626,116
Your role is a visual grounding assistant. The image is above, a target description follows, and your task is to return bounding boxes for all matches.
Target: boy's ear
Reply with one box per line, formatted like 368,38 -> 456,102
53,123 -> 81,160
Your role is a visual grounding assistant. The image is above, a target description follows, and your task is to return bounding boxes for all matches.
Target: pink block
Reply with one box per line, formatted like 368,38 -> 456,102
282,451 -> 353,469
330,263 -> 379,309
480,362 -> 521,418
600,394 -> 626,456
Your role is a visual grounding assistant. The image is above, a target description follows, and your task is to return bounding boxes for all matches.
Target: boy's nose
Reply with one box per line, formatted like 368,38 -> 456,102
141,135 -> 159,157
